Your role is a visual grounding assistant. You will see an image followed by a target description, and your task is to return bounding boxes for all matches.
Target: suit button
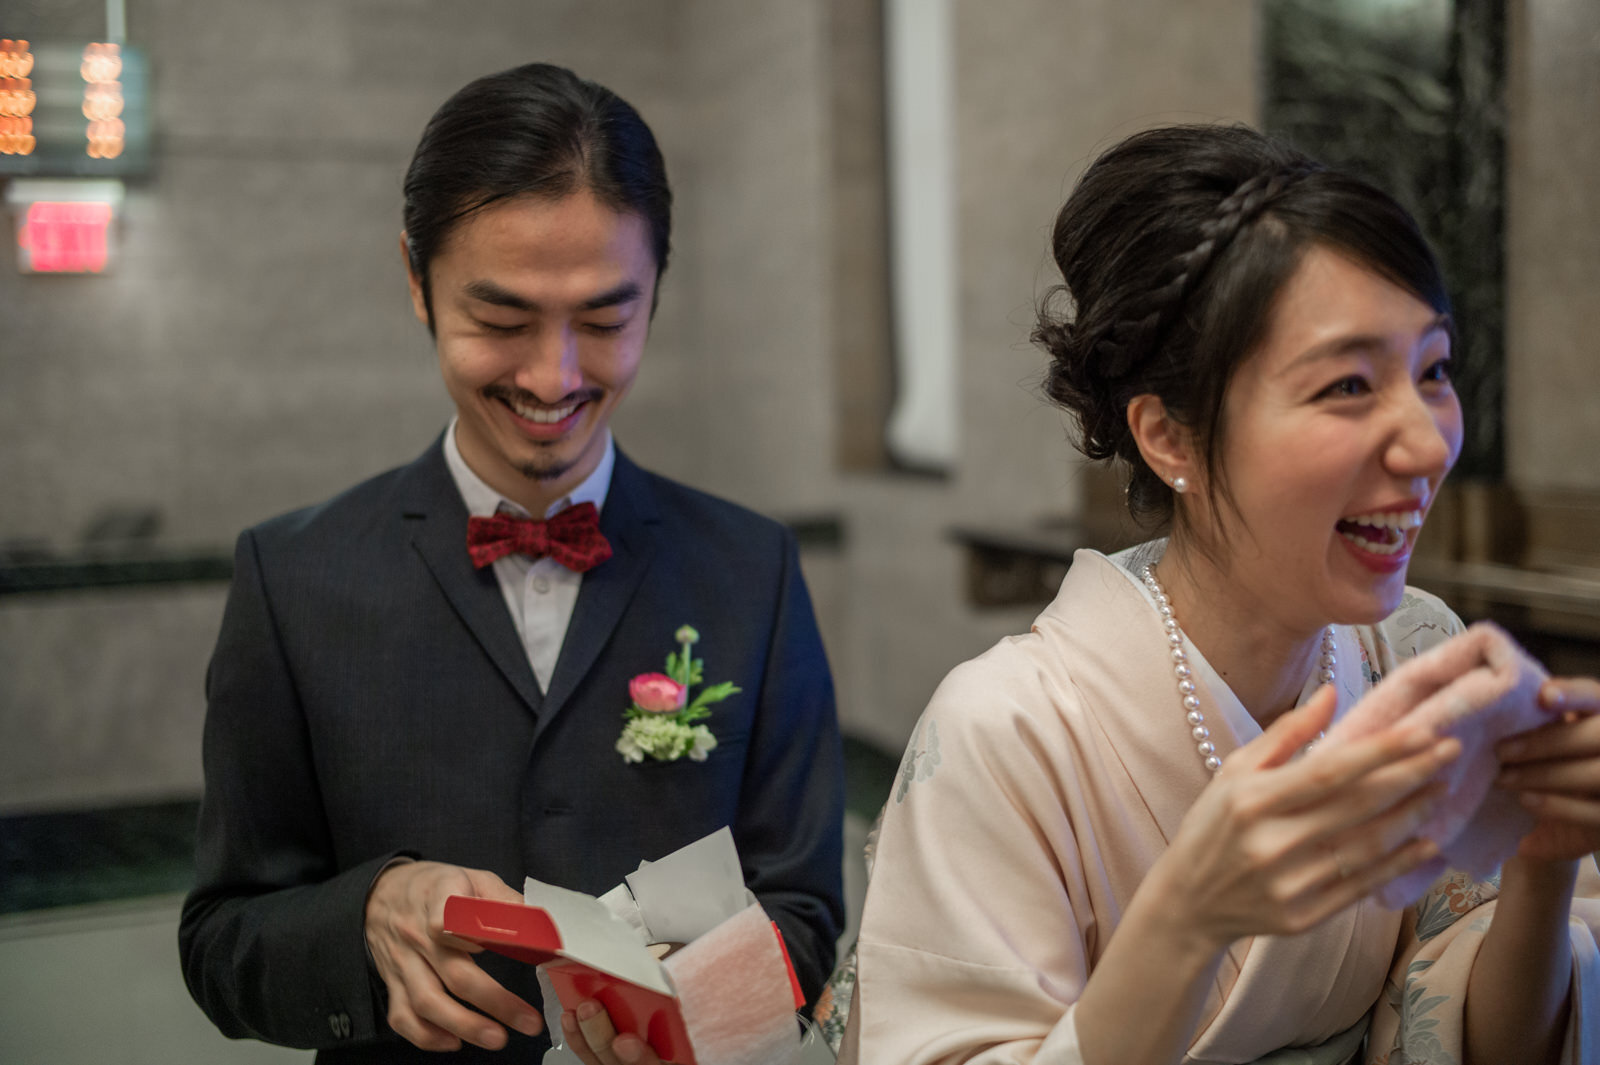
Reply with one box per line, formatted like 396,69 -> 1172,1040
329,1012 -> 352,1039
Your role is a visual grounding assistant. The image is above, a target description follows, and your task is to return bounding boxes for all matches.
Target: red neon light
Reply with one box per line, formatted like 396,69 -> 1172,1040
18,201 -> 113,273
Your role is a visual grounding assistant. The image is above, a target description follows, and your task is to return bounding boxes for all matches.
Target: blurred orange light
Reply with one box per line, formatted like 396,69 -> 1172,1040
0,40 -> 35,154
80,42 -> 121,84
0,40 -> 35,78
80,43 -> 123,158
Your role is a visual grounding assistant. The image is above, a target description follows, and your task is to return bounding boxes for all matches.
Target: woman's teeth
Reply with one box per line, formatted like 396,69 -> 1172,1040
511,400 -> 577,423
1336,509 -> 1423,555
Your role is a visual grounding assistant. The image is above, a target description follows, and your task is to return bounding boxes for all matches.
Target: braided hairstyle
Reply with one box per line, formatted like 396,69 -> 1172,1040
1034,124 -> 1449,529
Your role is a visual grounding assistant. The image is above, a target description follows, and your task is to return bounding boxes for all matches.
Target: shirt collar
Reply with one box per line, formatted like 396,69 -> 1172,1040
442,417 -> 614,520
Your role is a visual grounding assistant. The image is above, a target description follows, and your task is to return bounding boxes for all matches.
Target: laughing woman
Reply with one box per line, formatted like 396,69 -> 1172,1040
837,125 -> 1600,1065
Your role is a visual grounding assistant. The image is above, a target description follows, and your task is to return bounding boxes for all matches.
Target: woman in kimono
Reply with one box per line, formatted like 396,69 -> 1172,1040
836,125 -> 1600,1065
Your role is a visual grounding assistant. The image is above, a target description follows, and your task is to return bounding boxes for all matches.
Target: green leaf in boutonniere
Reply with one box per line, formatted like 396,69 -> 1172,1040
617,625 -> 741,764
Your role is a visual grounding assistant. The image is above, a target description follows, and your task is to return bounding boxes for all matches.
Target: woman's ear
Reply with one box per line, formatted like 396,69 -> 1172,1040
1126,393 -> 1196,493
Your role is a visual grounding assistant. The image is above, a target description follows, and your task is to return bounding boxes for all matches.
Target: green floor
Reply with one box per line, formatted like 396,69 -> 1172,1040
0,736 -> 902,916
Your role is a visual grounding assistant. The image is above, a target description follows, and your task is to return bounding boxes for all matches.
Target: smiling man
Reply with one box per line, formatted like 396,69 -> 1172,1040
179,64 -> 844,1064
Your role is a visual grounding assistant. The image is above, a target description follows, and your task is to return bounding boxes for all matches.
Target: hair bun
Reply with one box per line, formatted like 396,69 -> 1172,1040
1034,296 -> 1126,463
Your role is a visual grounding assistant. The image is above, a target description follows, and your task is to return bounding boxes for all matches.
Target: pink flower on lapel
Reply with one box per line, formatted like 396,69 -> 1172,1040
617,625 -> 739,764
629,673 -> 687,713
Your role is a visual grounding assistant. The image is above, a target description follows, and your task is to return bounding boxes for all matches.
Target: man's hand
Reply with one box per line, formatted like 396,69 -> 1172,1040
561,999 -> 671,1065
364,860 -> 544,1051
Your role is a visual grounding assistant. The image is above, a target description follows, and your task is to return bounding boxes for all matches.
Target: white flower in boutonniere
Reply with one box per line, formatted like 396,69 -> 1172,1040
616,624 -> 741,764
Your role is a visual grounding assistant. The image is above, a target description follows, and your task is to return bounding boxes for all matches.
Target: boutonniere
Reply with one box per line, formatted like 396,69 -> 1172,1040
616,625 -> 741,764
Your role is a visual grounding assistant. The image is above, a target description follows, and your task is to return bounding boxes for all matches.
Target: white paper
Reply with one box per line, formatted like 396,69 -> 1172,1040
626,826 -> 754,945
596,881 -> 651,944
521,877 -> 672,994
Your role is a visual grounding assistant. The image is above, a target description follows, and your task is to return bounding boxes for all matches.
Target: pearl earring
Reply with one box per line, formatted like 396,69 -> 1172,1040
1172,476 -> 1189,494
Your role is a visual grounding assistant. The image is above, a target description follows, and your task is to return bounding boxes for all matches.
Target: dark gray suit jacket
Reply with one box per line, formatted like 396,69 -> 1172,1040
179,439 -> 844,1062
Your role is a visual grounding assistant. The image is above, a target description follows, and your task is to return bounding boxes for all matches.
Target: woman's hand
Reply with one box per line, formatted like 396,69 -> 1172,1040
1497,676 -> 1600,862
1152,686 -> 1461,947
561,1000 -> 672,1065
363,860 -> 543,1051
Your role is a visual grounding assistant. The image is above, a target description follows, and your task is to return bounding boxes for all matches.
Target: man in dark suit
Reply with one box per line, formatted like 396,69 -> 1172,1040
179,63 -> 844,1064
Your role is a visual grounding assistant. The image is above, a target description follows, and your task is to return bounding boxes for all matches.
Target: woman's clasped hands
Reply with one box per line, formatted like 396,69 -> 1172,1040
1150,686 -> 1461,946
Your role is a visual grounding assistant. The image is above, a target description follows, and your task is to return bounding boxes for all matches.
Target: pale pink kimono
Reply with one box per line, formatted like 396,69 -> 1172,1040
840,548 -> 1600,1065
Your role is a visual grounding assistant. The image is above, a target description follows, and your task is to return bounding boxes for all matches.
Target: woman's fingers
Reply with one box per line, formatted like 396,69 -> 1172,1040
1226,686 -> 1339,774
1518,790 -> 1600,825
1251,724 -> 1451,817
1326,780 -> 1446,884
1540,676 -> 1600,714
1275,775 -> 1444,899
1499,712 -> 1600,765
1288,735 -> 1460,834
1501,756 -> 1600,795
1312,836 -> 1441,924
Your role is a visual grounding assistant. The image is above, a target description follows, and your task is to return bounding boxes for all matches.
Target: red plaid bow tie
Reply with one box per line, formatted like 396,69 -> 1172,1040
466,502 -> 613,572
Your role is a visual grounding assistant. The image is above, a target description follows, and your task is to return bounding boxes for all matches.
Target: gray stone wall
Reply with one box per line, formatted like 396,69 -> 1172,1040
6,0 -> 1589,811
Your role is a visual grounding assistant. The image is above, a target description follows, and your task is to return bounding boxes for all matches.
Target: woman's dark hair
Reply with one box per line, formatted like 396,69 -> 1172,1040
1033,124 -> 1450,529
403,63 -> 672,327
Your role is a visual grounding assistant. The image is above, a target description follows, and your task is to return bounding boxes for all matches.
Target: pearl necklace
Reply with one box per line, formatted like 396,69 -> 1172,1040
1140,563 -> 1336,775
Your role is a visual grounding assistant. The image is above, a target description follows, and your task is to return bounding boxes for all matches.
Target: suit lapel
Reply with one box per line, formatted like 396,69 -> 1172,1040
534,449 -> 661,746
401,439 -> 545,716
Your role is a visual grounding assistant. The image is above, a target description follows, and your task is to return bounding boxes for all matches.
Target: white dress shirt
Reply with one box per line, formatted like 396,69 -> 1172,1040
442,418 -> 615,693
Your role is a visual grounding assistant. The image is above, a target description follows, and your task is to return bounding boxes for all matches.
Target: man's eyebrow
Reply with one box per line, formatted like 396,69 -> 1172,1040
462,279 -> 534,311
460,279 -> 644,313
579,281 -> 644,311
1285,314 -> 1452,372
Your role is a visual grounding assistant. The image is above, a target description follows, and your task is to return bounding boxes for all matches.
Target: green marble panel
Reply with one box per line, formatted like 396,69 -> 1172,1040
1263,0 -> 1506,478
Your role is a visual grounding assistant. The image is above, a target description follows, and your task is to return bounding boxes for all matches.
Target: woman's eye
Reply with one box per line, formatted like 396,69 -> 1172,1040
1421,357 -> 1453,384
1320,376 -> 1370,399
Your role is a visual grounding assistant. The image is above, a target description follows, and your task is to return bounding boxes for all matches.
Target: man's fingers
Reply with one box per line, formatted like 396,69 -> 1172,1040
384,977 -> 465,1053
461,866 -> 528,904
577,1001 -> 624,1065
433,951 -> 543,1037
365,861 -> 543,1052
401,954 -> 508,1051
611,1034 -> 666,1064
562,1010 -> 607,1065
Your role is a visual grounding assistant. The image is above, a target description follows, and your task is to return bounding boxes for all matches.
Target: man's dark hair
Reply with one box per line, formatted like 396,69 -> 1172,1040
1033,123 -> 1450,531
403,63 -> 672,327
